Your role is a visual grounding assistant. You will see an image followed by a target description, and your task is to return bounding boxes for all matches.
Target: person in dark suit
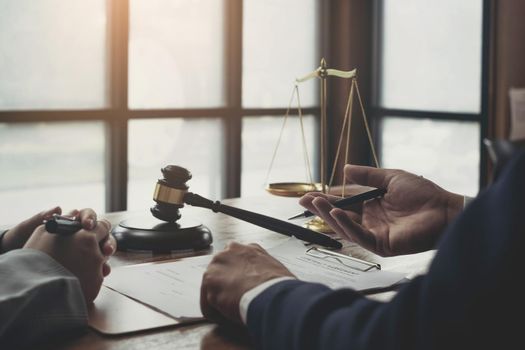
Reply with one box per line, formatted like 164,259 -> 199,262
200,150 -> 525,349
0,207 -> 116,348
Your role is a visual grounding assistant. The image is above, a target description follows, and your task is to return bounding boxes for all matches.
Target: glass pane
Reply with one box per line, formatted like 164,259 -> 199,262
380,0 -> 483,113
380,117 -> 480,196
0,0 -> 108,110
242,115 -> 317,196
243,0 -> 319,108
129,0 -> 225,109
0,122 -> 105,225
128,118 -> 223,211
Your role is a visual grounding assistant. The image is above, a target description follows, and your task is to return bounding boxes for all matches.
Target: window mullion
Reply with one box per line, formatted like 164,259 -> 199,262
479,0 -> 491,188
224,0 -> 243,198
106,0 -> 129,211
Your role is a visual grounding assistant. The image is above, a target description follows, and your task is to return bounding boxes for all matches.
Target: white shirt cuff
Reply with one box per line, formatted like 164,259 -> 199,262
239,276 -> 296,324
463,195 -> 475,208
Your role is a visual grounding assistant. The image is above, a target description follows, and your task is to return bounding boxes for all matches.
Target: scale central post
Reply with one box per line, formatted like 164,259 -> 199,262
295,58 -> 358,232
296,58 -> 357,196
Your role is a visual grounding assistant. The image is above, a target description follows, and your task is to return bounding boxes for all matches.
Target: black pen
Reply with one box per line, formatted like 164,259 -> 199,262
288,188 -> 387,220
45,215 -> 83,235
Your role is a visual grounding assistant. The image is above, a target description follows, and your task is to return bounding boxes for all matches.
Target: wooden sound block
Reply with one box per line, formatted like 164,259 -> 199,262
112,216 -> 212,252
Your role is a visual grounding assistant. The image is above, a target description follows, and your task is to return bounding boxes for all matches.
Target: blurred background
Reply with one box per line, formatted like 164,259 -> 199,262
0,0 -> 523,224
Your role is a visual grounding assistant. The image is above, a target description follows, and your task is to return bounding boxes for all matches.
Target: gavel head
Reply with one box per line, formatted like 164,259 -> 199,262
151,165 -> 191,222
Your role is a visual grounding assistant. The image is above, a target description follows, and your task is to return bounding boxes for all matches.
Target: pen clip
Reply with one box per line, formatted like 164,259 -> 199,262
305,247 -> 381,272
51,214 -> 78,222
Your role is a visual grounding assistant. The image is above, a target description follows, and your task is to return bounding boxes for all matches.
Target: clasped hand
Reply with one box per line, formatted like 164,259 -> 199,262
2,206 -> 116,303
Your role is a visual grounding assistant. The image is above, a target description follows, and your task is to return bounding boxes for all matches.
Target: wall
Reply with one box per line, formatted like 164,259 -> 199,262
490,0 -> 525,139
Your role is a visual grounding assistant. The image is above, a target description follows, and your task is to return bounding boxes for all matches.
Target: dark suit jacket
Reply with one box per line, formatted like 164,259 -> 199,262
247,151 -> 525,350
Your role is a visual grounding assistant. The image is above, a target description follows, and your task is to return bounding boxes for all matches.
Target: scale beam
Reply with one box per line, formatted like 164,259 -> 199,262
296,67 -> 357,83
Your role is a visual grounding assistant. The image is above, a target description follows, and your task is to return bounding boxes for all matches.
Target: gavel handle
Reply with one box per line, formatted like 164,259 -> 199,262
184,193 -> 342,249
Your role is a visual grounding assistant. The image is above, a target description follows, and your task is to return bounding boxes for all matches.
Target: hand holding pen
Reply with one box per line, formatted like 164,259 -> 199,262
15,207 -> 118,302
45,214 -> 86,235
41,210 -> 116,273
44,211 -> 116,258
0,207 -> 109,252
299,164 -> 465,257
0,206 -> 62,253
289,188 -> 387,220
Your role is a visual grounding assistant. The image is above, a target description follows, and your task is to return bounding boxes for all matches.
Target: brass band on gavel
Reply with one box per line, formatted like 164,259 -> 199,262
153,183 -> 187,205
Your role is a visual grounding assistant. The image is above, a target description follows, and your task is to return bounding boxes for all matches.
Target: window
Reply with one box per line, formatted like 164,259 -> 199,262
128,118 -> 223,211
0,122 -> 105,221
242,0 -> 319,108
373,0 -> 488,196
0,0 -> 108,223
0,0 -> 320,224
242,115 -> 317,196
0,0 -> 108,110
128,0 -> 225,109
241,0 -> 320,196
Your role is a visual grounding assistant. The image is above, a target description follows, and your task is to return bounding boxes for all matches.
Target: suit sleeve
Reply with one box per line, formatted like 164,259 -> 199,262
0,249 -> 87,348
246,150 -> 525,350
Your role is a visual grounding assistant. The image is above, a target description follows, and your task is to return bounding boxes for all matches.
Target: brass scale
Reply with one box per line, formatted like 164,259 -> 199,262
265,58 -> 380,233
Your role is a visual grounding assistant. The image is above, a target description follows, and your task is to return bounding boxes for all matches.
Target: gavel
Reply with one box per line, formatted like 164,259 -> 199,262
151,165 -> 342,249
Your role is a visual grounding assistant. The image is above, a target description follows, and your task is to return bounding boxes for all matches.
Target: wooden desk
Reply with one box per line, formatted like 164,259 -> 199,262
39,195 -> 435,350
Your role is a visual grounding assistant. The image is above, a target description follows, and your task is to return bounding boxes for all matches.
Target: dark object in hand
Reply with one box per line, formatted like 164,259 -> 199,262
45,217 -> 82,235
288,188 -> 387,220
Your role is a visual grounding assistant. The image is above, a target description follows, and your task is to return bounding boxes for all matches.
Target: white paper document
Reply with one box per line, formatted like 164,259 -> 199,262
269,239 -> 405,292
104,254 -> 211,319
104,239 -> 406,319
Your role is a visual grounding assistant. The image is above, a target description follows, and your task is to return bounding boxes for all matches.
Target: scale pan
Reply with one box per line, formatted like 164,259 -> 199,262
266,182 -> 323,197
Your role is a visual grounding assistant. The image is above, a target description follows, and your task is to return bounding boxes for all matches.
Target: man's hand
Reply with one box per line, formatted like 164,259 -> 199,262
2,208 -> 116,256
0,206 -> 62,253
200,242 -> 295,325
300,164 -> 464,256
23,212 -> 115,303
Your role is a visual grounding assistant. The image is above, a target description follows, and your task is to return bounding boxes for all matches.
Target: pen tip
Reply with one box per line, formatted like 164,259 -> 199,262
288,213 -> 304,220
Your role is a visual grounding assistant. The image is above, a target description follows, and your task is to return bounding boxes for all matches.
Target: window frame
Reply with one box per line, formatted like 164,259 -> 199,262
0,0 -> 491,209
0,0 -> 322,212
